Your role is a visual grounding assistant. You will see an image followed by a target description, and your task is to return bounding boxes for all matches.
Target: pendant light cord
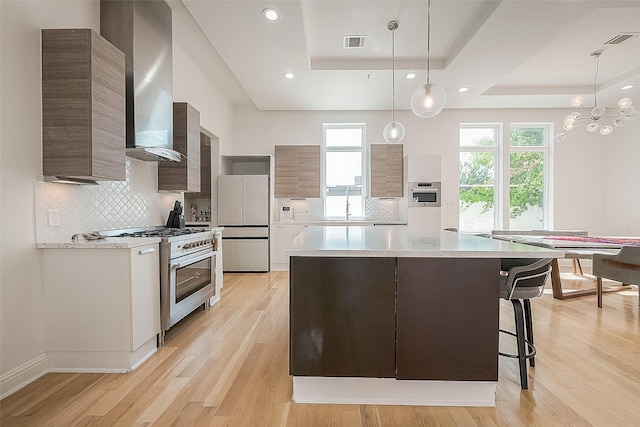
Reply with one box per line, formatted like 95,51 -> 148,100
427,0 -> 431,85
593,53 -> 599,108
392,24 -> 396,122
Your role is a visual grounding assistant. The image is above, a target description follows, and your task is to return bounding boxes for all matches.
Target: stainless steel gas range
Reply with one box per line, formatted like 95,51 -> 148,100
109,227 -> 221,345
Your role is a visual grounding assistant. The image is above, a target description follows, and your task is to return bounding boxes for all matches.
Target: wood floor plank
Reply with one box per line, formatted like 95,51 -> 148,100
2,270 -> 639,426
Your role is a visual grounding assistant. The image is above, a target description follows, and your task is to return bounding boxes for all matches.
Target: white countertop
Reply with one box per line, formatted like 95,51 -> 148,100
37,237 -> 162,249
272,220 -> 407,226
283,226 -> 565,258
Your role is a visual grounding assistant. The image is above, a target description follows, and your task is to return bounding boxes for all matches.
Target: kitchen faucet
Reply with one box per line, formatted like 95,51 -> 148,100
345,186 -> 351,221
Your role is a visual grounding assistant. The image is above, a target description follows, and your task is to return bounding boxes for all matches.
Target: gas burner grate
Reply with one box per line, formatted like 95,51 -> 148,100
115,228 -> 210,238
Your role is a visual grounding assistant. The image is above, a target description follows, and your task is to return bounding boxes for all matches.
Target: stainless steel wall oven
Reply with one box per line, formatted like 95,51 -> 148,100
408,182 -> 441,207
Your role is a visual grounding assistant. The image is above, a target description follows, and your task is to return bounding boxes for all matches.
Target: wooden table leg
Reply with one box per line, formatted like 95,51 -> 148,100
551,259 -> 631,301
597,277 -> 603,308
550,258 -> 597,300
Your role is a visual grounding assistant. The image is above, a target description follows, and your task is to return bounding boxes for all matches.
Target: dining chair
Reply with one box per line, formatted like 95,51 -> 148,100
499,257 -> 553,390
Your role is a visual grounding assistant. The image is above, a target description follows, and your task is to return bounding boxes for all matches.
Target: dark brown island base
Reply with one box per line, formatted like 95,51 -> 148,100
285,226 -> 563,406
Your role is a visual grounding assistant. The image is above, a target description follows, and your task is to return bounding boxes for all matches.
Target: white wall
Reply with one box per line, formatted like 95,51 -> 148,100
232,106 -> 640,234
603,124 -> 640,236
0,0 -> 99,398
0,0 -> 235,398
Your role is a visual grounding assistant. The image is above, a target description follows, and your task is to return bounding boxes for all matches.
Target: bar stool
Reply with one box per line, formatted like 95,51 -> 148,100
499,257 -> 552,390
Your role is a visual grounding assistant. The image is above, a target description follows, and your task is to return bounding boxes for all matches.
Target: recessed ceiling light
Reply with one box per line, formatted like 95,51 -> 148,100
458,87 -> 470,93
406,73 -> 416,79
621,84 -> 634,90
262,8 -> 279,21
284,72 -> 294,79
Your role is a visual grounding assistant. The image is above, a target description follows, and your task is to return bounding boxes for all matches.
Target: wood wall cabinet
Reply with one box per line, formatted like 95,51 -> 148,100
42,29 -> 126,181
158,103 -> 201,192
185,132 -> 211,197
274,145 -> 321,198
370,144 -> 403,197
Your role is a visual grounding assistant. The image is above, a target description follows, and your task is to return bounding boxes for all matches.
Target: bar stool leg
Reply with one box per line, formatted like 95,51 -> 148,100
511,299 -> 528,390
523,299 -> 535,367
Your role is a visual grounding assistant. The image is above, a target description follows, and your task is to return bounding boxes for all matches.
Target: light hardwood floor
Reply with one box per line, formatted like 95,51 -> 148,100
1,270 -> 639,426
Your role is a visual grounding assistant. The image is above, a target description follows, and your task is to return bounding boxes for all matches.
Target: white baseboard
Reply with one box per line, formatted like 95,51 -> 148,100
270,263 -> 289,271
293,377 -> 496,407
0,353 -> 49,400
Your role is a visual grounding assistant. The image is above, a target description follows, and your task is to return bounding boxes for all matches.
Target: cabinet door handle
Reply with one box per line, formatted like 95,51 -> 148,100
139,247 -> 156,255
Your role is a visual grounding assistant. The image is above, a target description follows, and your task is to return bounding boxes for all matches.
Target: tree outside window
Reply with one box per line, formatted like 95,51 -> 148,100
459,124 -> 551,232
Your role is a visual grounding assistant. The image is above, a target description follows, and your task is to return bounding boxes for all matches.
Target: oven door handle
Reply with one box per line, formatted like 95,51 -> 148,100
170,251 -> 215,270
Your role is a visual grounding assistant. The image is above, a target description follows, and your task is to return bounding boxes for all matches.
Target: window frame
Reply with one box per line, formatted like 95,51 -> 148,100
322,123 -> 367,220
459,122 -> 553,232
459,123 -> 503,231
507,123 -> 553,230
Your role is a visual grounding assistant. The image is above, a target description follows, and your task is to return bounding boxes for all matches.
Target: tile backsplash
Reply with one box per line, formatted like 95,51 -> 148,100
36,158 -> 179,242
276,197 -> 402,222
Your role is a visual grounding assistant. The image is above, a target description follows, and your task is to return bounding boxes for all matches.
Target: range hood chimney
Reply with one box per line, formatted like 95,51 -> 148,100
100,0 -> 180,162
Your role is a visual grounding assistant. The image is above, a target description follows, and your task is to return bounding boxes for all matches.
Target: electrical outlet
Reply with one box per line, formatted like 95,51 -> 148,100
48,210 -> 60,227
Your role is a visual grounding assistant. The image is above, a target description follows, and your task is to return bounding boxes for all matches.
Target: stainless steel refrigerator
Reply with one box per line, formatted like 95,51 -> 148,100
217,175 -> 269,271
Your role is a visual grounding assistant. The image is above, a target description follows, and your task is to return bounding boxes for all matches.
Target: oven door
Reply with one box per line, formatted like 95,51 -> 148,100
410,188 -> 440,207
168,250 -> 216,328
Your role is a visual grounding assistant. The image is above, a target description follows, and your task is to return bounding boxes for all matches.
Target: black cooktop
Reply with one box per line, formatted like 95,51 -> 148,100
114,227 -> 209,238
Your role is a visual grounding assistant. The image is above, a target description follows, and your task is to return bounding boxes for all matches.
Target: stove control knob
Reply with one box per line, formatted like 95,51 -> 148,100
184,243 -> 192,249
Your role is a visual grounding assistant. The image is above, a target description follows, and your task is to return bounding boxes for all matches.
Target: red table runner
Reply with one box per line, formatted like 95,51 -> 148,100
543,235 -> 640,246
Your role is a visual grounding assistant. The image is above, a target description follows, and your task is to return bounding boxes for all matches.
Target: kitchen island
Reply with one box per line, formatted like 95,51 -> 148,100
284,226 -> 563,406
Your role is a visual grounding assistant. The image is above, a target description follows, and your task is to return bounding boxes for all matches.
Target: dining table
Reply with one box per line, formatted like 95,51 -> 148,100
491,234 -> 640,299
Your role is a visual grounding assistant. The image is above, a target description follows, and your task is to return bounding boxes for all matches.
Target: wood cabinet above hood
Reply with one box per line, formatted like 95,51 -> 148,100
158,103 -> 201,193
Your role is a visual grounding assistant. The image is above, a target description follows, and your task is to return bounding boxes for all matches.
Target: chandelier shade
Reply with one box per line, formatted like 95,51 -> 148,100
383,20 -> 405,143
555,50 -> 638,142
411,0 -> 446,118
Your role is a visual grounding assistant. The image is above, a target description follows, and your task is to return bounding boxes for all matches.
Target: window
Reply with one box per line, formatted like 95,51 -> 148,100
459,123 -> 552,232
323,124 -> 366,219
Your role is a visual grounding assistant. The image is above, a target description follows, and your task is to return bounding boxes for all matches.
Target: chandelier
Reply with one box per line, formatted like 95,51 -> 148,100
555,50 -> 638,142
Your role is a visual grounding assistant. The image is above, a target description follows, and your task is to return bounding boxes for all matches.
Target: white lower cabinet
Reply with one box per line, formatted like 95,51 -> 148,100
270,224 -> 308,270
43,243 -> 160,372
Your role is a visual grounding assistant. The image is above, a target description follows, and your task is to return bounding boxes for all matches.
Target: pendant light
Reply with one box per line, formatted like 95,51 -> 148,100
410,0 -> 446,118
383,20 -> 405,143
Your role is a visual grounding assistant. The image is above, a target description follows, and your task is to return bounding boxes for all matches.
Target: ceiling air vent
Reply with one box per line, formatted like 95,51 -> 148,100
344,35 -> 365,48
604,33 -> 637,45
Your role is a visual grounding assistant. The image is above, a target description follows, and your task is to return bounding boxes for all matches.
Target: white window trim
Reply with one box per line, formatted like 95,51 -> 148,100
460,123 -> 502,230
459,122 -> 553,231
322,123 -> 367,219
508,123 -> 554,230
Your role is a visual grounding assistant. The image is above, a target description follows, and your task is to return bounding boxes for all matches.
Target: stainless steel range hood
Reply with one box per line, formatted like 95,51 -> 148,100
100,0 -> 180,162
